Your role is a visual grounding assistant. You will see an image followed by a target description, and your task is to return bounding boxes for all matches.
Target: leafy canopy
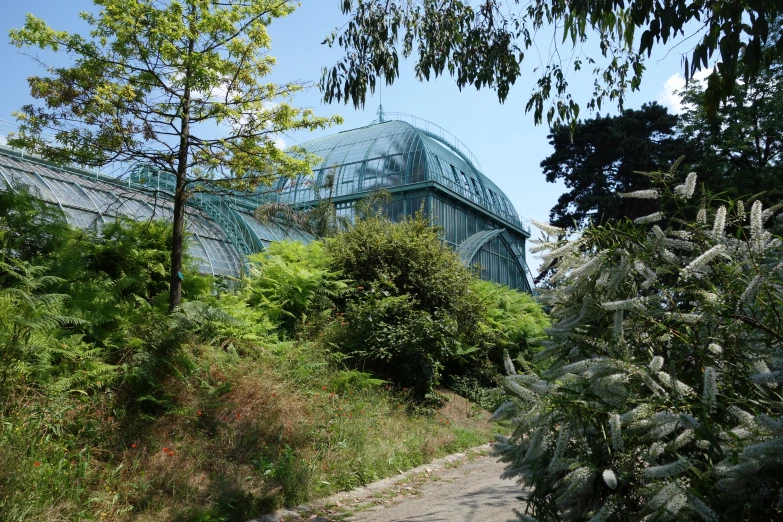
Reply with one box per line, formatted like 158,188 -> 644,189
541,102 -> 692,231
8,0 -> 341,310
8,0 -> 338,181
322,0 -> 782,126
678,31 -> 783,207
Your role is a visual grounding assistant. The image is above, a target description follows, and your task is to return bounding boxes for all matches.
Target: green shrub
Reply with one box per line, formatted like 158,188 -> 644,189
453,278 -> 550,381
0,259 -> 114,398
0,188 -> 218,413
325,214 -> 484,398
495,170 -> 783,521
447,374 -> 506,412
0,185 -> 71,264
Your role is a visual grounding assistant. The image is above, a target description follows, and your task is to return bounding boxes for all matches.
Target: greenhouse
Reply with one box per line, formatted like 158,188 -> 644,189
268,114 -> 534,291
0,114 -> 533,291
0,147 -> 311,277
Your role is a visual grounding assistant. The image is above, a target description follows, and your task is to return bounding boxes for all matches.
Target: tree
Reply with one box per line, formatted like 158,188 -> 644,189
8,0 -> 341,311
326,214 -> 484,398
494,172 -> 783,521
541,103 -> 692,231
678,42 -> 783,206
321,0 -> 782,126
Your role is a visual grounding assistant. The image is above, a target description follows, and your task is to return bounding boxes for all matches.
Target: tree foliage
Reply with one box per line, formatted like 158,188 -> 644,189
679,44 -> 783,207
325,214 -> 484,398
541,28 -> 783,234
542,103 -> 692,231
322,0 -> 782,126
8,0 -> 341,311
495,170 -> 783,521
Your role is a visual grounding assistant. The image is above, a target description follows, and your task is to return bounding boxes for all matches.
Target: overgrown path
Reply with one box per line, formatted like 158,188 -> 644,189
342,454 -> 525,522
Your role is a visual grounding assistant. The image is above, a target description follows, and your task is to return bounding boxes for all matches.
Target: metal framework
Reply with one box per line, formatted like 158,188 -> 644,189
267,119 -> 533,292
0,146 -> 309,277
1,116 -> 534,292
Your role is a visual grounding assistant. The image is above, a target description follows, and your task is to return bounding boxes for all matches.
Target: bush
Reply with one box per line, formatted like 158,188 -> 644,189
0,189 -> 215,412
495,170 -> 783,521
325,214 -> 483,398
466,278 -> 550,372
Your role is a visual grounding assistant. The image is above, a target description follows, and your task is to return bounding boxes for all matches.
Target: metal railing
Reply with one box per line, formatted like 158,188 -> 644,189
383,112 -> 483,173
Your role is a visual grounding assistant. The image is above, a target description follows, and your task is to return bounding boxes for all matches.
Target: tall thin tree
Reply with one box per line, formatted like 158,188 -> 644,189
8,0 -> 341,311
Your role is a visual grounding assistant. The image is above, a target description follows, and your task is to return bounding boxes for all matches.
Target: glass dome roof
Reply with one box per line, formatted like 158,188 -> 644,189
273,117 -> 528,233
0,146 -> 312,278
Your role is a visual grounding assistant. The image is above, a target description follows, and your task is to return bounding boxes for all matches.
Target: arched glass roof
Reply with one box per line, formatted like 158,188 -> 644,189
0,147 -> 311,277
271,118 -> 529,234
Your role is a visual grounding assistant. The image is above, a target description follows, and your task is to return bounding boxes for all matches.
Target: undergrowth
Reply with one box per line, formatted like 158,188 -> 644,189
0,188 -> 545,521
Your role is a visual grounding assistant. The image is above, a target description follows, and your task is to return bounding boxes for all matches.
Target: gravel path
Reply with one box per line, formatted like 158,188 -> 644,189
250,445 -> 530,522
343,454 -> 526,522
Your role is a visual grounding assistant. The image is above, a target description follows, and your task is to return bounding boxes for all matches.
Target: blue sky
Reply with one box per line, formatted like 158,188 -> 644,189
1,1 -> 696,268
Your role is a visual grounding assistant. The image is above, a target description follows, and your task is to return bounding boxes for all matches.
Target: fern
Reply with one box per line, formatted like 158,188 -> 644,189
0,259 -> 112,397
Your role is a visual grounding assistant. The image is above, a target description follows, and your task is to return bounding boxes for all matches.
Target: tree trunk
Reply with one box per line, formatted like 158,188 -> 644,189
168,172 -> 186,312
169,35 -> 194,313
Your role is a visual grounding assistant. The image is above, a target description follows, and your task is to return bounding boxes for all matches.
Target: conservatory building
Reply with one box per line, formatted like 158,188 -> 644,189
0,114 -> 534,291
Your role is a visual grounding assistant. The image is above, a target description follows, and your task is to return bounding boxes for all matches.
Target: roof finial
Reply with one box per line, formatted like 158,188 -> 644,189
377,82 -> 386,123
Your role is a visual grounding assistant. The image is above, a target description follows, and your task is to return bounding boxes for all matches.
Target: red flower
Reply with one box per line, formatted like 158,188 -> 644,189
33,461 -> 41,467
163,447 -> 169,452
221,417 -> 227,421
131,443 -> 137,449
236,413 -> 242,419
315,393 -> 319,397
322,386 -> 327,390
168,451 -> 175,456
272,393 -> 276,397
197,411 -> 202,416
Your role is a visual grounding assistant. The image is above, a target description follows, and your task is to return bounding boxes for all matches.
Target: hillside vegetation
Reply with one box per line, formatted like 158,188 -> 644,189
0,187 -> 548,521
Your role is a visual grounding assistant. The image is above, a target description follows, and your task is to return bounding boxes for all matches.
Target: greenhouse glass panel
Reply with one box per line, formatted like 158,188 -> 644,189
187,239 -> 213,275
120,198 -> 155,220
66,208 -> 102,229
200,237 -> 238,276
45,178 -> 93,209
337,163 -> 361,196
5,169 -> 57,203
88,189 -> 126,215
470,178 -> 484,202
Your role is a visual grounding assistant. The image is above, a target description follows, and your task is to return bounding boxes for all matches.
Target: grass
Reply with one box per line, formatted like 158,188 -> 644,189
0,337 -> 505,522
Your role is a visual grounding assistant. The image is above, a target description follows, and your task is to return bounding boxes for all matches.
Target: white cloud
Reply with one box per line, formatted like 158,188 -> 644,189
657,69 -> 712,114
273,136 -> 286,150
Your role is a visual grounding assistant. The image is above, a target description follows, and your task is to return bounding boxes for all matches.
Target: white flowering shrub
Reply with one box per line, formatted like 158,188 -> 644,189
495,169 -> 783,521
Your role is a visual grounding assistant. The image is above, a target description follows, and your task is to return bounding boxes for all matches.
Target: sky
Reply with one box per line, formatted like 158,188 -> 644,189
0,1 -> 701,270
